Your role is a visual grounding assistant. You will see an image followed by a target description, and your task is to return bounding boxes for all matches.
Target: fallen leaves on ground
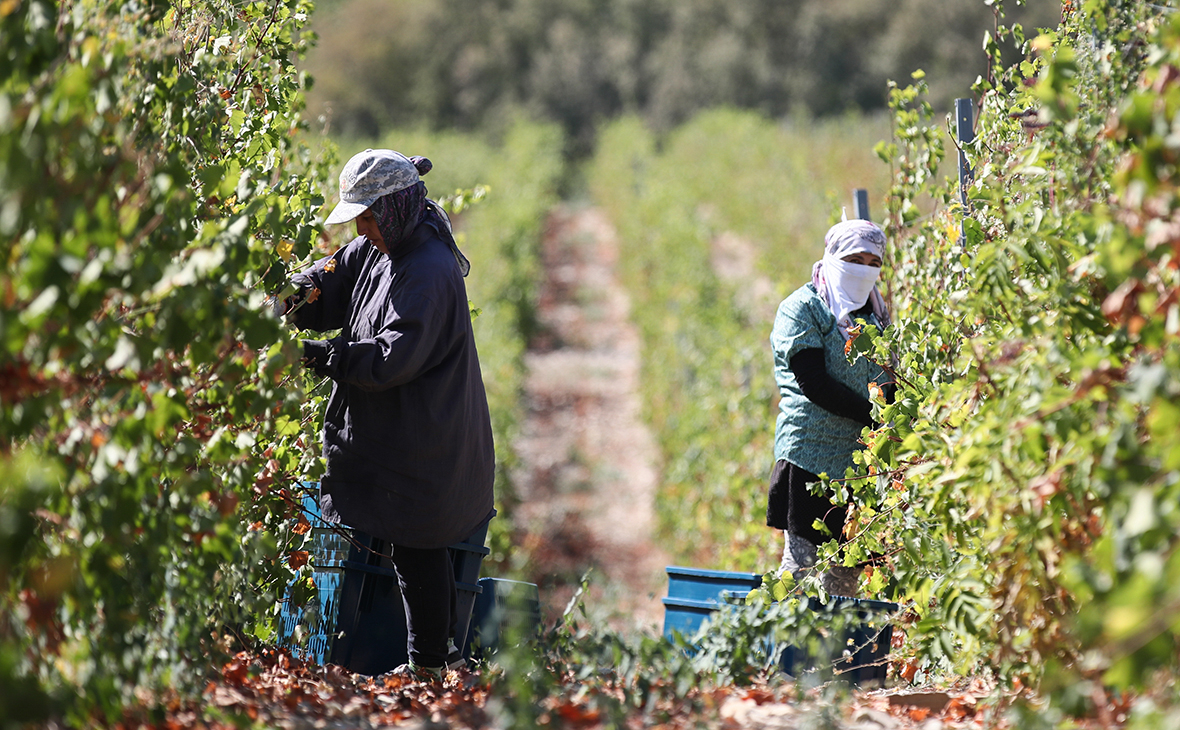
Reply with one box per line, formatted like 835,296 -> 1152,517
115,648 -> 1148,730
186,648 -> 495,729
130,647 -> 1067,730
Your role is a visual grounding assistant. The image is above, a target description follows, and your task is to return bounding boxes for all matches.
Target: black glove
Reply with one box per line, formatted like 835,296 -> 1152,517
301,339 -> 335,376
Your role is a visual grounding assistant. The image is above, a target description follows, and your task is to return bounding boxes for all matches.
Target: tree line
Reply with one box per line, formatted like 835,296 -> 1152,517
304,0 -> 1060,151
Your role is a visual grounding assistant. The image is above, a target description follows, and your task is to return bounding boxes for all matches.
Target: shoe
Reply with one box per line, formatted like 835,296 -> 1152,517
445,644 -> 467,671
782,532 -> 862,597
779,532 -> 818,583
383,662 -> 444,684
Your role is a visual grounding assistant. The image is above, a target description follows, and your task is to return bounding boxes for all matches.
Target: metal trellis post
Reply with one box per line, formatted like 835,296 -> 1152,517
955,97 -> 975,251
853,188 -> 871,221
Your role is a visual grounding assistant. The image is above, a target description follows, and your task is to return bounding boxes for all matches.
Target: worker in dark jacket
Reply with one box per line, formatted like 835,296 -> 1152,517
281,148 -> 495,681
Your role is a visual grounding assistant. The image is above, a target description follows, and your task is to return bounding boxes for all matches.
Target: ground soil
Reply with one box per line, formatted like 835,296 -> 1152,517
510,203 -> 669,634
509,205 -> 783,634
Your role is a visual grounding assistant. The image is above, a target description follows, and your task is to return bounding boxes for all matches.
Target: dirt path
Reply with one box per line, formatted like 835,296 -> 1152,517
511,204 -> 669,634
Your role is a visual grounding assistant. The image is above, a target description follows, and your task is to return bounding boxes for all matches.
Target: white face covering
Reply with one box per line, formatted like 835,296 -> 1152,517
821,253 -> 881,335
810,219 -> 889,339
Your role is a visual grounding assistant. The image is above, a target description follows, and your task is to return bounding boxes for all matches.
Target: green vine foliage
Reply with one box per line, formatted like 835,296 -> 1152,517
846,0 -> 1180,703
0,0 -> 335,720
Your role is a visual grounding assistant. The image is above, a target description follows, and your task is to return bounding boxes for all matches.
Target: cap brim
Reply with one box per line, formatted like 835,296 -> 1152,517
324,199 -> 372,226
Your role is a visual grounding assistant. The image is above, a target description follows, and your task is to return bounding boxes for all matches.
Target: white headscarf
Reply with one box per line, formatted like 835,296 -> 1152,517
811,219 -> 889,339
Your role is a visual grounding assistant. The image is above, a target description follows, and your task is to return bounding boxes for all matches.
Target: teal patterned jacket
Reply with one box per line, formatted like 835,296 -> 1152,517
770,283 -> 888,478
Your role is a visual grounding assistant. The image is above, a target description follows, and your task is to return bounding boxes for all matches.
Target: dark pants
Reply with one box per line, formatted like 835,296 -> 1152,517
390,543 -> 457,668
766,460 -> 847,545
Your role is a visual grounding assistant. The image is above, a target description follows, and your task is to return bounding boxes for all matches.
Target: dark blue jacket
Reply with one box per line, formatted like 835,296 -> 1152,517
292,218 -> 495,549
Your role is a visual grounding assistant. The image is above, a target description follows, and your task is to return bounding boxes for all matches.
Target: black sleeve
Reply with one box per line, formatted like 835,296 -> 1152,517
289,240 -> 364,333
789,348 -> 874,428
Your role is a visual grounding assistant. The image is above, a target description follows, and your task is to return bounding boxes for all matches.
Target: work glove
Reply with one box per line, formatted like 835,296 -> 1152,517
301,339 -> 336,378
272,283 -> 312,319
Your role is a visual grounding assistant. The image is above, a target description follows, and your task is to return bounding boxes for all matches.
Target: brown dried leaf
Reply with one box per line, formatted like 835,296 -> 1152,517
221,655 -> 250,686
293,514 -> 311,535
209,685 -> 249,707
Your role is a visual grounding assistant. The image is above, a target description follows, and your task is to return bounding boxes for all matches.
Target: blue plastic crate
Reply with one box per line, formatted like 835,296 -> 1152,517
329,522 -> 490,675
465,577 -> 541,659
660,565 -> 896,686
277,486 -> 351,664
779,595 -> 896,685
278,483 -> 493,673
662,566 -> 762,638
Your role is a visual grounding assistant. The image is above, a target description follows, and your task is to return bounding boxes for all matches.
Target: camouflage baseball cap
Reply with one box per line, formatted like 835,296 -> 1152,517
324,148 -> 420,225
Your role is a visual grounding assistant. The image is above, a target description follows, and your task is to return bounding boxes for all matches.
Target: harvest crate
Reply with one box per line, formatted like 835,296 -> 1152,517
276,489 -> 349,665
278,484 -> 490,673
661,565 -> 896,685
662,566 -> 762,637
465,577 -> 542,660
327,525 -> 490,675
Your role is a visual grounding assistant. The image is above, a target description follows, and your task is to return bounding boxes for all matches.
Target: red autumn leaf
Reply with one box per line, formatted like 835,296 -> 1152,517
1101,278 -> 1144,324
945,696 -> 977,720
898,661 -> 919,683
555,701 -> 601,725
222,655 -> 250,685
214,491 -> 239,517
288,550 -> 309,569
742,687 -> 775,704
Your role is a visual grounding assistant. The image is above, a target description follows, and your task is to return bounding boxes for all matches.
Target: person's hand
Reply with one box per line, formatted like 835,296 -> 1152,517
301,339 -> 332,369
273,285 -> 312,320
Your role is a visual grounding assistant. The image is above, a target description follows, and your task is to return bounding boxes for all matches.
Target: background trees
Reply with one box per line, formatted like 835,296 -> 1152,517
302,0 -> 1060,151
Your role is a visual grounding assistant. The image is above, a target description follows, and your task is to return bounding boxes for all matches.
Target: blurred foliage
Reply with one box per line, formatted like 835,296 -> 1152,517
481,574 -> 889,727
586,108 -> 889,570
302,0 -> 1060,153
0,0 -> 336,721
